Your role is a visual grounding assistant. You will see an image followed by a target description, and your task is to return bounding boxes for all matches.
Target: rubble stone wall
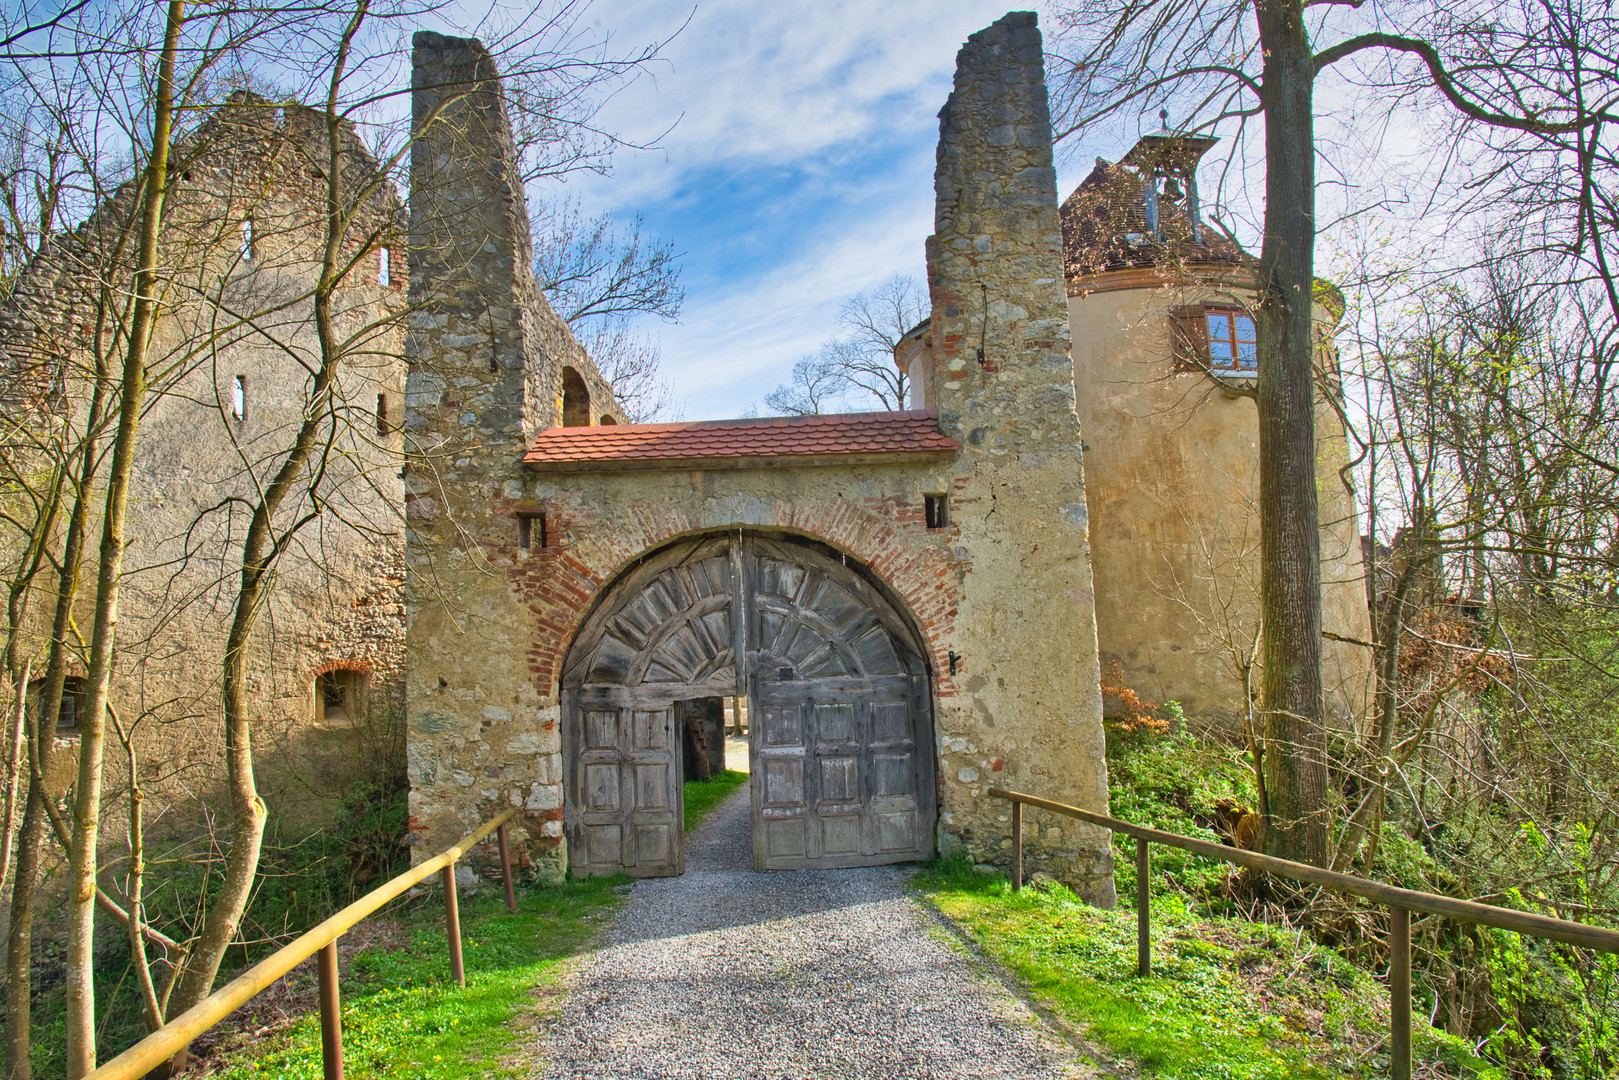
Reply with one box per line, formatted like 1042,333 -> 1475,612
922,11 -> 1114,902
0,95 -> 412,836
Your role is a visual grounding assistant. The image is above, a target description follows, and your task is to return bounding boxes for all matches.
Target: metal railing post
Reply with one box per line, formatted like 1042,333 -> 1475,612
1136,837 -> 1150,977
497,822 -> 517,913
442,863 -> 465,988
317,939 -> 344,1080
1011,800 -> 1023,891
1391,906 -> 1411,1080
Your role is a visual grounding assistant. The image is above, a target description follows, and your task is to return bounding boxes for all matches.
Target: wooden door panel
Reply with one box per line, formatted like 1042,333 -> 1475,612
566,699 -> 683,878
751,672 -> 932,870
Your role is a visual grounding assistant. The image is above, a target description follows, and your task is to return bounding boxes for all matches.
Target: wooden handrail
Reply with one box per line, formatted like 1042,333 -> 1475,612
989,787 -> 1617,1080
987,788 -> 1619,953
87,808 -> 518,1080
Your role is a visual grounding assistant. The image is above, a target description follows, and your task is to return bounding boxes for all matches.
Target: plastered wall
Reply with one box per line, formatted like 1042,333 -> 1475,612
1068,276 -> 1373,728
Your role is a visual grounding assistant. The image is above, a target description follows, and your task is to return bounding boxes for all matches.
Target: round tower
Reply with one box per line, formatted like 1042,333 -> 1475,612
1061,125 -> 1371,728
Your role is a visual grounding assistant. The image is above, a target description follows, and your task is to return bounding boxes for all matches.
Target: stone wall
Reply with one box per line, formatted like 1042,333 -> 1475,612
404,32 -> 620,878
0,94 -> 410,837
921,11 -> 1114,901
403,16 -> 1116,904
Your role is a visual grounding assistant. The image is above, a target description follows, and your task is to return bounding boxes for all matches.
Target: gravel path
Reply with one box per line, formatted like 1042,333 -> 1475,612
536,783 -> 1102,1080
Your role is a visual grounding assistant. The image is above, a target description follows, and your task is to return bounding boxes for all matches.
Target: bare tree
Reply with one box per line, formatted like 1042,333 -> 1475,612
532,195 -> 683,420
764,275 -> 926,415
832,274 -> 926,409
764,349 -> 852,416
1049,0 -> 1609,865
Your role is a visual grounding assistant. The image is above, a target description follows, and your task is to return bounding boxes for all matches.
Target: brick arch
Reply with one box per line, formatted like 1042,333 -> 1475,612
514,496 -> 963,698
313,657 -> 373,677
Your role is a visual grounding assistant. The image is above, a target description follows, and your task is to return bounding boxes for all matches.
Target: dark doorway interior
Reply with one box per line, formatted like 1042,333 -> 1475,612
677,697 -> 727,782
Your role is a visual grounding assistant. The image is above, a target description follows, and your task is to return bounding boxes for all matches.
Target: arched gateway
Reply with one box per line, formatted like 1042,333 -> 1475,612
562,533 -> 937,876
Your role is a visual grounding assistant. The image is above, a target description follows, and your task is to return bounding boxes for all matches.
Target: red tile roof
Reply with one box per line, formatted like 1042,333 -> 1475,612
523,409 -> 958,472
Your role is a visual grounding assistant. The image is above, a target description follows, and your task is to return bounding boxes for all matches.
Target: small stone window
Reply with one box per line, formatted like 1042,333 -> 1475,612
241,219 -> 255,261
376,392 -> 389,435
231,375 -> 247,422
560,367 -> 590,428
29,676 -> 85,735
599,414 -> 617,425
315,668 -> 368,727
925,494 -> 949,530
517,510 -> 547,550
377,246 -> 391,287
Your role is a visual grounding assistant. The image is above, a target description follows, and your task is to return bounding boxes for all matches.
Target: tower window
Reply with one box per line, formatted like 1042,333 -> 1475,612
517,511 -> 547,550
241,219 -> 255,261
376,392 -> 389,435
231,375 -> 247,422
1171,304 -> 1258,376
1206,309 -> 1257,372
925,494 -> 949,530
378,246 -> 391,286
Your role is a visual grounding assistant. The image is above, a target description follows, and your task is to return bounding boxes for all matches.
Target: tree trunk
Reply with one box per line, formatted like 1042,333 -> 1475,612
1254,0 -> 1328,867
62,4 -> 184,1073
7,395 -> 107,1080
166,24 -> 365,1036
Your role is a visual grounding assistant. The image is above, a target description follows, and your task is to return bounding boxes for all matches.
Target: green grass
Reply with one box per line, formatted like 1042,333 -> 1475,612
684,769 -> 748,833
205,878 -> 623,1079
915,855 -> 1495,1080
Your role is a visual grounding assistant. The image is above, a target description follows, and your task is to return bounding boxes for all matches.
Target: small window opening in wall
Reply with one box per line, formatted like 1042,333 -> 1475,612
517,511 -> 547,550
599,414 -> 617,425
925,494 -> 949,530
231,375 -> 247,422
560,367 -> 590,427
376,392 -> 389,435
314,668 -> 368,727
377,246 -> 391,287
241,219 -> 254,261
29,676 -> 85,735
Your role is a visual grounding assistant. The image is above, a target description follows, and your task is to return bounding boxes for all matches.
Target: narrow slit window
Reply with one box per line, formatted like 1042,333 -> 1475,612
376,392 -> 388,435
925,494 -> 949,530
231,375 -> 246,422
241,219 -> 254,261
517,511 -> 547,550
378,246 -> 391,286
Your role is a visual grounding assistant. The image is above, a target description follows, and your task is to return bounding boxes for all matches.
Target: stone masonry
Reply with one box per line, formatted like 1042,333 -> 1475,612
404,13 -> 1117,903
922,12 -> 1114,898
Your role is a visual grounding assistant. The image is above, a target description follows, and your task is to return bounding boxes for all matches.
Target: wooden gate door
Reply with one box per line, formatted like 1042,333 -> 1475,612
563,534 -> 935,876
568,687 -> 683,876
562,538 -> 740,877
746,538 -> 935,870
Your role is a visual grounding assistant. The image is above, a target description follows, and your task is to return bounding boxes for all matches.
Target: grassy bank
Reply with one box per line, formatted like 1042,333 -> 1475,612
198,878 -> 622,1079
196,769 -> 748,1077
913,722 -> 1504,1079
916,855 -> 1492,1079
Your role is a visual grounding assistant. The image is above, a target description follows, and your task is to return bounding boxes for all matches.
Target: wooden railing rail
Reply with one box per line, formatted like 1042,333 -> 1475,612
87,808 -> 519,1080
989,787 -> 1619,1080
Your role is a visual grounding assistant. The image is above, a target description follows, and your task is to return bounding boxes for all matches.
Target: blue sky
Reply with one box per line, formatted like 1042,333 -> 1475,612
549,0 -> 1134,421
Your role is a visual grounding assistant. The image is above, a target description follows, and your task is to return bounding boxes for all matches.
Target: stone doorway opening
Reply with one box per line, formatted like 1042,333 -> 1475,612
561,532 -> 937,877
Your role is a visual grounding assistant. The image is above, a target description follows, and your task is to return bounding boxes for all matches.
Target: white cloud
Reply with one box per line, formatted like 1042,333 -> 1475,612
571,0 -> 1017,207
